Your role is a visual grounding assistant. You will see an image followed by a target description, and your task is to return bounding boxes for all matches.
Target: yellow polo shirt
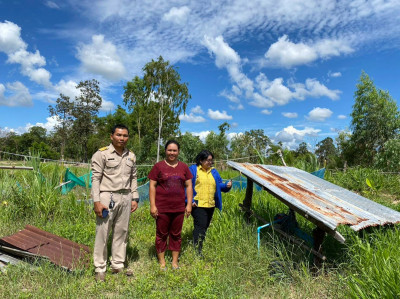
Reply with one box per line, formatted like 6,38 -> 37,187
195,165 -> 216,208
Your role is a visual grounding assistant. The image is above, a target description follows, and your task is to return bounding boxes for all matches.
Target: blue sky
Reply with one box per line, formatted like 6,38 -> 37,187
1,0 -> 400,149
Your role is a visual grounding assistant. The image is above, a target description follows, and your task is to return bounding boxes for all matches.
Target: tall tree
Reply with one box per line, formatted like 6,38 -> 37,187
230,129 -> 272,163
205,122 -> 231,160
350,72 -> 400,165
295,142 -> 310,156
177,132 -> 204,164
123,76 -> 147,147
48,93 -> 73,159
71,79 -> 102,162
315,137 -> 338,166
141,56 -> 191,161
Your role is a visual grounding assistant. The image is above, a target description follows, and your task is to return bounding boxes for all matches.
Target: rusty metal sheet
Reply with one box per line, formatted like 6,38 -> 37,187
228,162 -> 400,239
0,225 -> 91,270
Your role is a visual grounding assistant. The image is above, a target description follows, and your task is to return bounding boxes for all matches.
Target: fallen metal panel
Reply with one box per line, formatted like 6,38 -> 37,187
0,251 -> 21,265
0,225 -> 91,270
228,162 -> 400,234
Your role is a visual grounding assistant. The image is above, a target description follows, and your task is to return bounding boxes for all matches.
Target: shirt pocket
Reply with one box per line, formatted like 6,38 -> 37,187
125,159 -> 134,175
105,160 -> 120,175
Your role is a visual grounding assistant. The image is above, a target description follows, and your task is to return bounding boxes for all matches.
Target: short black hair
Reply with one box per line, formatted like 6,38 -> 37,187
111,124 -> 129,134
165,139 -> 180,150
195,150 -> 214,165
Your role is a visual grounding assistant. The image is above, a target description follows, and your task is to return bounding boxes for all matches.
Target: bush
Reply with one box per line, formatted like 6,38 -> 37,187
374,138 -> 400,172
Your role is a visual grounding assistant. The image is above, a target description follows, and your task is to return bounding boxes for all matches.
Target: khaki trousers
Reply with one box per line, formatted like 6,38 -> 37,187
93,191 -> 132,273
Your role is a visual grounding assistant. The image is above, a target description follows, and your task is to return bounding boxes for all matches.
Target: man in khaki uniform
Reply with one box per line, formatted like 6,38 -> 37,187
91,124 -> 139,282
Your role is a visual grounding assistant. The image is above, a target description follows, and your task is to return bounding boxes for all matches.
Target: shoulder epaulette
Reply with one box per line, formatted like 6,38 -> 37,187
99,146 -> 108,151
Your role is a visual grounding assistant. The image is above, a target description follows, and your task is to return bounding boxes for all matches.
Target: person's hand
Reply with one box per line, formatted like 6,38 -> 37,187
192,201 -> 197,207
227,180 -> 232,188
185,204 -> 192,218
94,201 -> 108,218
150,205 -> 158,219
131,201 -> 138,213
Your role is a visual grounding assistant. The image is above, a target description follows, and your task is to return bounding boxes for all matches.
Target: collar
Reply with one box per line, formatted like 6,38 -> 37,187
198,165 -> 213,173
108,143 -> 128,156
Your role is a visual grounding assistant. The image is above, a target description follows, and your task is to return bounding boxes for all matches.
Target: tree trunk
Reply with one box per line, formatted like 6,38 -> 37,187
138,116 -> 141,147
156,108 -> 162,162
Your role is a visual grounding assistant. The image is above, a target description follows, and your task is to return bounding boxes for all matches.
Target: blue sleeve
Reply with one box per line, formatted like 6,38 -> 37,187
215,170 -> 230,193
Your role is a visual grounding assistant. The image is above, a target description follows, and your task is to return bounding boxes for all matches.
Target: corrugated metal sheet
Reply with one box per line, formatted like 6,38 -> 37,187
228,162 -> 400,241
0,225 -> 91,270
0,251 -> 22,269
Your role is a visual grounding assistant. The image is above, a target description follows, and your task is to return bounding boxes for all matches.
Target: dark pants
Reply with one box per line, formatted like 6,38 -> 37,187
155,212 -> 185,253
192,207 -> 215,254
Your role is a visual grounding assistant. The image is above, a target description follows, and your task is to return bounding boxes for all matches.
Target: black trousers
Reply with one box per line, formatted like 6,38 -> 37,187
192,207 -> 215,253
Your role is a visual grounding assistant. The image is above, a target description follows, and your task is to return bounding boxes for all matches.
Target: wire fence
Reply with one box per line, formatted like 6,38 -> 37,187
1,150 -> 400,175
0,150 -> 267,168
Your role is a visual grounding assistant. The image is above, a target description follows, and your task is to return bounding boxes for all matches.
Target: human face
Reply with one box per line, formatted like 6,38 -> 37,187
200,155 -> 213,170
110,128 -> 129,150
165,143 -> 179,163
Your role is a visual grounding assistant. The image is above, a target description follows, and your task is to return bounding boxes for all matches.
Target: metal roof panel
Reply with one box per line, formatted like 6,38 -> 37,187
0,225 -> 91,270
228,162 -> 400,233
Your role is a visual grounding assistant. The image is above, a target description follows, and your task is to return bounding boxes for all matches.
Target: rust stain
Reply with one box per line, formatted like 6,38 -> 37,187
238,163 -> 368,225
0,225 -> 91,270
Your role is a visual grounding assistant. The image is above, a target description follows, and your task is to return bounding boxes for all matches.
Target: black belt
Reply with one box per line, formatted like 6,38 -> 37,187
113,189 -> 130,194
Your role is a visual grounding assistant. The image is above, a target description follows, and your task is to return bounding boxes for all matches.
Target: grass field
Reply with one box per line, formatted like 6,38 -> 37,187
1,159 -> 400,298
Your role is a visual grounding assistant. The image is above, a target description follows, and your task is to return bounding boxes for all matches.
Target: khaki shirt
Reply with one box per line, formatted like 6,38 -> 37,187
91,143 -> 139,202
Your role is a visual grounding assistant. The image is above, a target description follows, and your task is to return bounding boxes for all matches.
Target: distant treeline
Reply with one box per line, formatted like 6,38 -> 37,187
1,61 -> 399,172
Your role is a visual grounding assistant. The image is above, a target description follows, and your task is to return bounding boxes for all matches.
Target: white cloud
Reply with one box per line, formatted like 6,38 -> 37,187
306,107 -> 333,122
291,78 -> 341,100
0,116 -> 60,135
0,21 -> 52,87
45,1 -> 60,9
54,80 -> 80,100
77,35 -> 126,81
179,105 -> 206,122
261,109 -> 272,115
190,105 -> 204,114
0,82 -> 33,107
0,21 -> 26,54
61,0 -> 400,81
314,39 -> 353,57
162,6 -> 190,24
7,49 -> 52,86
204,35 -> 342,111
192,131 -> 210,142
264,35 -> 318,68
330,72 -> 342,78
264,35 -> 353,68
338,114 -> 347,119
100,99 -> 115,112
282,112 -> 298,118
229,104 -> 244,110
231,122 -> 238,128
203,35 -> 241,69
26,116 -> 60,133
179,113 -> 206,123
274,125 -> 321,149
227,132 -> 240,141
220,90 -> 240,104
256,74 -> 293,106
207,109 -> 233,120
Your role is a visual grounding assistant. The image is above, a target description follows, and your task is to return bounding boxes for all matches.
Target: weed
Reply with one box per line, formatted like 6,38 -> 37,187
1,160 -> 400,297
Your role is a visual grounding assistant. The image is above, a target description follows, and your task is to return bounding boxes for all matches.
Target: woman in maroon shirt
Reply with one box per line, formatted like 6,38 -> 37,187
148,140 -> 193,270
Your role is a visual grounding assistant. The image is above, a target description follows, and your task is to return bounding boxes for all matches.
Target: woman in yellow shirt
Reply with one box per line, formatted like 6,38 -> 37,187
188,150 -> 232,255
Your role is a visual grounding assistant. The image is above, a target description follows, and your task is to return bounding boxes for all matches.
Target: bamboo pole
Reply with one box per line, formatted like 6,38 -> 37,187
0,166 -> 34,170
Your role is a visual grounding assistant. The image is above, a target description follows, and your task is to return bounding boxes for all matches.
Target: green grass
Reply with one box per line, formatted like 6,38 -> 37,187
1,162 -> 400,298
